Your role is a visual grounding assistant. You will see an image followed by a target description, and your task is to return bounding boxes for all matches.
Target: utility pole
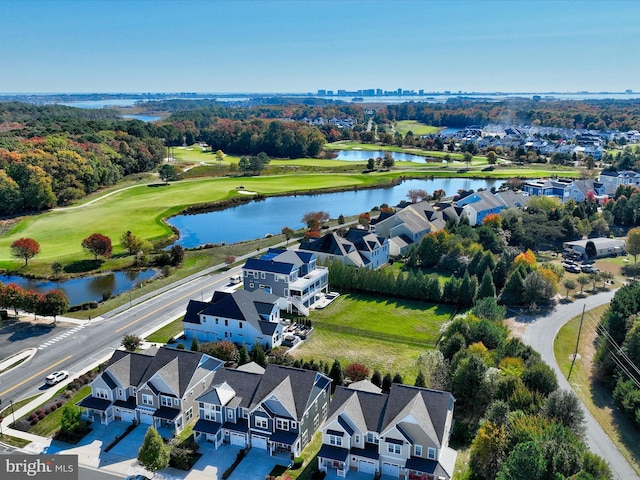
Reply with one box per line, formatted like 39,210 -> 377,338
568,304 -> 586,381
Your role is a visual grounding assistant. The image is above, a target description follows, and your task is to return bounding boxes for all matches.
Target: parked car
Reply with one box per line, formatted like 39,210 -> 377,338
581,265 -> 599,274
563,264 -> 581,274
125,476 -> 151,480
45,370 -> 69,386
229,275 -> 241,285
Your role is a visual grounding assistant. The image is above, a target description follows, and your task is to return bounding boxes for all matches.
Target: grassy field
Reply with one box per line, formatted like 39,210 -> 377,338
395,121 -> 440,136
290,293 -> 453,383
310,293 -> 454,345
554,305 -> 640,476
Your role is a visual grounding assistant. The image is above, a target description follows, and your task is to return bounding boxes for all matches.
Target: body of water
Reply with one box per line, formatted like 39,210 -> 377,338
122,114 -> 161,122
334,150 -> 428,163
0,269 -> 157,306
168,178 -> 497,248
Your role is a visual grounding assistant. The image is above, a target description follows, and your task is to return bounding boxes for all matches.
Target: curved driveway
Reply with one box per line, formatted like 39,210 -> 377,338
522,290 -> 639,480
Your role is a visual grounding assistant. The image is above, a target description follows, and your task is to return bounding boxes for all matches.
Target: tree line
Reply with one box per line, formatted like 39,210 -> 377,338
378,97 -> 640,131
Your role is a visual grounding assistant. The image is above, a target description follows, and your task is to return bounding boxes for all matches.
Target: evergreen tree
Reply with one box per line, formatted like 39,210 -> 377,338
499,268 -> 525,305
190,336 -> 200,352
392,372 -> 404,384
138,426 -> 170,472
442,277 -> 461,304
415,370 -> 426,388
382,373 -> 393,393
468,250 -> 484,277
459,270 -> 478,307
477,267 -> 497,300
371,370 -> 382,387
237,344 -> 250,365
329,359 -> 344,393
251,342 -> 267,367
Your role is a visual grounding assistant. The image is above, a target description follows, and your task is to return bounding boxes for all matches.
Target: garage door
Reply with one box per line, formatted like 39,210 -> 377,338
359,460 -> 376,474
119,410 -> 135,422
230,432 -> 246,447
252,435 -> 268,450
382,462 -> 399,478
139,413 -> 154,424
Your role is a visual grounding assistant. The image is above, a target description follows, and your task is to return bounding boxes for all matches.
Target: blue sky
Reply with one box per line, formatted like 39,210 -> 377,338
1,0 -> 639,94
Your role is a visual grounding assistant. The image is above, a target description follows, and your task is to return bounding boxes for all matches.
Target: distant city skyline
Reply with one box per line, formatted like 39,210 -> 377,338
1,0 -> 638,94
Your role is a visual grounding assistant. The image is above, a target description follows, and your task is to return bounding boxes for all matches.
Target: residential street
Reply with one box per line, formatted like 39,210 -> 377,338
522,290 -> 639,480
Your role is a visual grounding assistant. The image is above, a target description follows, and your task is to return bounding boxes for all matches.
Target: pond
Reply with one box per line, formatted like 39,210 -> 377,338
167,178 -> 498,248
333,150 -> 428,163
122,114 -> 161,122
0,269 -> 157,306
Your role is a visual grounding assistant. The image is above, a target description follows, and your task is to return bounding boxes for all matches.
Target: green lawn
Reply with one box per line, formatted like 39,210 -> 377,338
311,293 -> 454,345
0,433 -> 31,448
554,305 -> 640,476
290,293 -> 452,383
145,317 -> 184,343
28,385 -> 91,437
395,120 -> 440,136
285,431 -> 323,480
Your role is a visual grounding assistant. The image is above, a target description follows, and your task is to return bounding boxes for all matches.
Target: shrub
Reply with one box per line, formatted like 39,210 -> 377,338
292,456 -> 304,469
30,418 -> 39,425
50,404 -> 57,412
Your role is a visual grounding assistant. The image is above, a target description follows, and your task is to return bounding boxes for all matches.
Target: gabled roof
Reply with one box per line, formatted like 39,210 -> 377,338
197,368 -> 263,408
343,228 -> 388,252
104,346 -> 223,398
495,190 -> 531,209
381,384 -> 453,446
189,289 -> 280,335
250,364 -> 330,421
327,386 -> 388,434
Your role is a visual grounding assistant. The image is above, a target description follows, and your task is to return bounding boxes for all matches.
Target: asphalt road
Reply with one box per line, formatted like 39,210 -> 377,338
522,290 -> 639,480
0,265 -> 243,407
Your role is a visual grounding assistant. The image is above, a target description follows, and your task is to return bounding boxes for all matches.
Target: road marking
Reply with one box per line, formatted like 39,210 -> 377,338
0,354 -> 73,397
115,278 -> 220,333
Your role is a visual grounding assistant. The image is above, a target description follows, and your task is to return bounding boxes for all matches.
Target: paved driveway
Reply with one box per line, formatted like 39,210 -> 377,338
108,423 -> 149,459
177,443 -> 241,480
228,448 -> 288,480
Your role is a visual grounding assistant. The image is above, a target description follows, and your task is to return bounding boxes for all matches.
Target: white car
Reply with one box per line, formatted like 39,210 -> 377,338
45,370 -> 69,386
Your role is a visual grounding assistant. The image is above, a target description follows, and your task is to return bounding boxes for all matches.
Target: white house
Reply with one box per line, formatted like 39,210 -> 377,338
183,289 -> 286,349
598,170 -> 640,195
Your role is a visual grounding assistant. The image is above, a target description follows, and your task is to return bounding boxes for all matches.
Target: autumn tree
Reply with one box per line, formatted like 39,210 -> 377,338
344,362 -> 370,382
358,213 -> 371,228
10,238 -> 40,266
215,149 -> 225,165
0,283 -> 25,315
302,211 -> 330,231
82,233 -> 112,260
41,290 -> 70,324
201,340 -> 238,362
407,189 -> 428,203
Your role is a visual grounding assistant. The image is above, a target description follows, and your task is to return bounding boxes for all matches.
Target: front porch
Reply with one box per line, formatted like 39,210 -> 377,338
77,396 -> 113,425
318,444 -> 350,477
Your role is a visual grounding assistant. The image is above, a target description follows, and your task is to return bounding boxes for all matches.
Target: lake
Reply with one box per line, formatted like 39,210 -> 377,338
0,269 -> 157,306
167,178 -> 498,248
333,150 -> 428,163
122,114 -> 161,122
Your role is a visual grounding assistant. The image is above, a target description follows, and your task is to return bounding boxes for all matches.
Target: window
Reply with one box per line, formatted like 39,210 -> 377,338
427,447 -> 436,460
387,444 -> 401,455
215,318 -> 219,324
174,398 -> 180,406
118,388 -> 124,398
185,407 -> 193,422
313,414 -> 319,429
204,410 -> 214,421
239,322 -> 243,329
329,435 -> 342,446
225,319 -> 228,326
161,395 -> 173,407
290,421 -> 296,429
142,394 -> 153,406
276,419 -> 288,430
227,409 -> 234,419
355,435 -> 360,444
255,417 -> 268,429
96,389 -> 109,399
261,272 -> 266,279
415,445 -> 422,457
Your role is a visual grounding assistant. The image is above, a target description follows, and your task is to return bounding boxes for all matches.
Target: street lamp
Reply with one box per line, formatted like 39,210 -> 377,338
10,400 -> 15,427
